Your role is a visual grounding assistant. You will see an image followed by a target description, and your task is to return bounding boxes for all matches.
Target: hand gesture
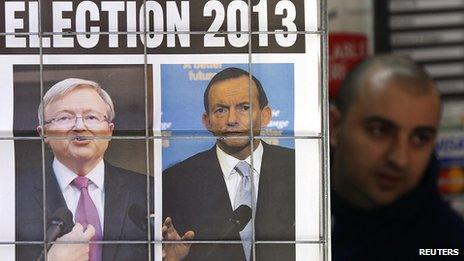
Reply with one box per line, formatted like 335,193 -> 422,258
162,217 -> 195,261
47,223 -> 95,261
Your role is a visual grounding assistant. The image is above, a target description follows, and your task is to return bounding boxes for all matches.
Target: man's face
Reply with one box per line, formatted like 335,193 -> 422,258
40,86 -> 114,168
331,81 -> 441,208
202,75 -> 271,154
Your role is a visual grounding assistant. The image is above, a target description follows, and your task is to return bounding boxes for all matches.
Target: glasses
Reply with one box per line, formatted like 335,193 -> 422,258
44,113 -> 109,129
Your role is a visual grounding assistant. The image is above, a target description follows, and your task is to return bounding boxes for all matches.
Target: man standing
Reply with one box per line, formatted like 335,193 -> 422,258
16,78 -> 152,260
330,55 -> 464,260
163,67 -> 295,261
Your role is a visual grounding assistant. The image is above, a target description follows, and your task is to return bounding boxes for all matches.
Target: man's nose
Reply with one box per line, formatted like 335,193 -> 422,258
387,135 -> 409,170
227,108 -> 238,126
72,116 -> 86,130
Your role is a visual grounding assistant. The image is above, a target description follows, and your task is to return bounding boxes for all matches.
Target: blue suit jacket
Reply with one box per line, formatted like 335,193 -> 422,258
163,142 -> 295,261
16,161 -> 153,261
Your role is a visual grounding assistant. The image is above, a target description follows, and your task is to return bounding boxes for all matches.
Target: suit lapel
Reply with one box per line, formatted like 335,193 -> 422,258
256,143 -> 272,219
102,164 -> 131,261
256,143 -> 286,236
255,143 -> 295,241
198,148 -> 235,236
32,167 -> 68,220
207,147 -> 233,208
190,147 -> 245,260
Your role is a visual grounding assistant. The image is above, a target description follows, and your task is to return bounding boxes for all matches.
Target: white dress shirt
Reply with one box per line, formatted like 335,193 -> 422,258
53,158 -> 105,231
216,142 -> 263,208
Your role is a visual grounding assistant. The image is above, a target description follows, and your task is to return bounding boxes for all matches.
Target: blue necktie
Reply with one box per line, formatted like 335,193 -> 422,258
234,161 -> 253,261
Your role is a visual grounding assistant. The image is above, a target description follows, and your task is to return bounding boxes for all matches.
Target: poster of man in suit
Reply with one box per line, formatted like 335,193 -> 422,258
14,65 -> 155,261
162,65 -> 296,260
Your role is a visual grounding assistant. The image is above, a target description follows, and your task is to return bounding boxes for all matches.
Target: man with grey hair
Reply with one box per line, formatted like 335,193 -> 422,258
330,55 -> 464,260
16,78 -> 191,261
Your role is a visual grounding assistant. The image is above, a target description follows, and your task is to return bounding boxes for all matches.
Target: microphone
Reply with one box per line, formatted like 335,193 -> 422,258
205,205 -> 252,258
36,207 -> 74,261
221,205 -> 252,240
128,204 -> 154,232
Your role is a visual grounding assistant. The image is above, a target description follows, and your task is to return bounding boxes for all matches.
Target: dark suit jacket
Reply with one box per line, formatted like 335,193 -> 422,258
163,142 -> 295,261
16,161 -> 153,261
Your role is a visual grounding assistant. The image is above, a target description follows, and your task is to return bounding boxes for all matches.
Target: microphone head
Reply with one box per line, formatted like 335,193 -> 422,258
128,204 -> 148,231
50,207 -> 73,236
230,205 -> 252,232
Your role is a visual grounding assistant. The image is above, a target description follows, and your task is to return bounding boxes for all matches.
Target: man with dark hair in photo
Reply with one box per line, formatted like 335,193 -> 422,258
330,55 -> 464,260
163,67 -> 295,261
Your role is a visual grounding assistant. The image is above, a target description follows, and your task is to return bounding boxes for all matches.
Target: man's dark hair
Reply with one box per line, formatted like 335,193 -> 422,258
203,67 -> 269,113
335,54 -> 435,117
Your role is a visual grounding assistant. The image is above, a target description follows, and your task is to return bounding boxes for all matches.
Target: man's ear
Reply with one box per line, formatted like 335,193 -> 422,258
36,125 -> 49,143
36,125 -> 42,136
329,105 -> 342,147
202,112 -> 211,130
260,106 -> 272,128
108,123 -> 115,134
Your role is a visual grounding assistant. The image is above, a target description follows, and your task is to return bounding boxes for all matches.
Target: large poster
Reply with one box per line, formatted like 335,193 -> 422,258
0,1 -> 327,260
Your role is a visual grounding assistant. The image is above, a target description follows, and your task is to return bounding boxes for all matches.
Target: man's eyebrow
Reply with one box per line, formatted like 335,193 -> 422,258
413,126 -> 437,135
53,109 -> 102,114
51,109 -> 74,115
212,103 -> 229,108
82,109 -> 106,114
362,116 -> 397,128
363,116 -> 438,134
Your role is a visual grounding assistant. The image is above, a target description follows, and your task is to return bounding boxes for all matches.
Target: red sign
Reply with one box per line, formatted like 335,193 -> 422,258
329,33 -> 368,100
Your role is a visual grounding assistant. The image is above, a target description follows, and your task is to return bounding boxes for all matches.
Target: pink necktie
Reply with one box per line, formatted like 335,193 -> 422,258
73,176 -> 103,261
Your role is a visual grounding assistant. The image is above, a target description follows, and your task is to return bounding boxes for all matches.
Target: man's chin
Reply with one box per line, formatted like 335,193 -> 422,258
368,190 -> 403,207
67,145 -> 97,157
69,152 -> 94,160
217,139 -> 251,152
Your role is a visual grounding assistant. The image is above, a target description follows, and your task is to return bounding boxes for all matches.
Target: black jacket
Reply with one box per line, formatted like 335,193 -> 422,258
332,155 -> 464,261
163,142 -> 295,261
16,160 -> 153,261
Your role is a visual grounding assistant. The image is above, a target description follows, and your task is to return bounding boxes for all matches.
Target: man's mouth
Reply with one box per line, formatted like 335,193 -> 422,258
376,171 -> 403,189
71,136 -> 90,141
221,131 -> 248,136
